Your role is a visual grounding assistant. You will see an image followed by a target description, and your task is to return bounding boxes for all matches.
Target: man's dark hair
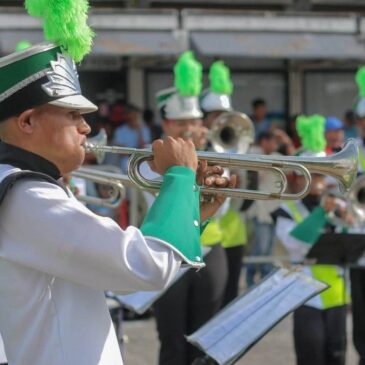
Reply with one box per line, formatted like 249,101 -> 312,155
252,98 -> 266,109
257,131 -> 275,143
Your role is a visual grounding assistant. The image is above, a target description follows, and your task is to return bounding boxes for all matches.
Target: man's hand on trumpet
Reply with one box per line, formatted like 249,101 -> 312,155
322,194 -> 356,226
197,161 -> 237,222
149,136 -> 198,175
149,137 -> 236,221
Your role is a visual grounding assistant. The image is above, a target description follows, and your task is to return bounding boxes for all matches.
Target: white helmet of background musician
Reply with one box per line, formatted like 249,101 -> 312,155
156,51 -> 203,120
200,60 -> 233,113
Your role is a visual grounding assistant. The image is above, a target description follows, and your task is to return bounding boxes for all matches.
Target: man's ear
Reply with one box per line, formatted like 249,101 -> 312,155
17,109 -> 35,135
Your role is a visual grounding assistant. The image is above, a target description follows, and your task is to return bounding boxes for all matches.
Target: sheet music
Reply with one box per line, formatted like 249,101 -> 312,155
187,268 -> 327,365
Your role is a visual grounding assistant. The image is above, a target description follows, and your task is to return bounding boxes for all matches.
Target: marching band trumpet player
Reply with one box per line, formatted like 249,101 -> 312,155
0,43 -> 203,365
272,115 -> 348,365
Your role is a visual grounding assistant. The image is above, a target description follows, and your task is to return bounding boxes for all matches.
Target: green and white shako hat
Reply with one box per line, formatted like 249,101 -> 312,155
0,0 -> 97,122
295,114 -> 327,157
355,66 -> 365,117
0,43 -> 97,121
156,51 -> 203,120
200,60 -> 233,113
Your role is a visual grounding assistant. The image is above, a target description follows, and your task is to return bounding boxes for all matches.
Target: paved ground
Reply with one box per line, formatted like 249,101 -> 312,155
122,312 -> 357,365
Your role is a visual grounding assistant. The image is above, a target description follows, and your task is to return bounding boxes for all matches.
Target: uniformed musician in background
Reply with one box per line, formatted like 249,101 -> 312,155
200,60 -> 248,306
144,52 -> 235,365
272,115 -> 349,365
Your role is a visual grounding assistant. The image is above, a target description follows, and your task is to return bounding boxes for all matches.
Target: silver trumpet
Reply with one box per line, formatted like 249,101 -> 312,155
84,130 -> 358,201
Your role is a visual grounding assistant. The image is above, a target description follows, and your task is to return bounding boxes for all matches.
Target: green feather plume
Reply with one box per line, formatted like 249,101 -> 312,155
25,0 -> 47,17
356,66 -> 365,98
25,0 -> 94,62
174,51 -> 203,97
296,114 -> 326,153
209,60 -> 233,95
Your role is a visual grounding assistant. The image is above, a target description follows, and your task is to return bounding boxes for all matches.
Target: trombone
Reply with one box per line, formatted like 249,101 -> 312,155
83,129 -> 359,201
71,167 -> 127,209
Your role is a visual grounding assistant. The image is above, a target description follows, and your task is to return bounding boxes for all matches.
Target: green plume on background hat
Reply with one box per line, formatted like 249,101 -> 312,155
296,114 -> 326,153
356,66 -> 365,98
25,0 -> 94,62
209,60 -> 233,95
174,51 -> 202,97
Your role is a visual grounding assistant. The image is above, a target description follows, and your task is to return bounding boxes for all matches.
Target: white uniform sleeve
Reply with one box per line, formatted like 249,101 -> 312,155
275,216 -> 309,262
0,180 -> 181,293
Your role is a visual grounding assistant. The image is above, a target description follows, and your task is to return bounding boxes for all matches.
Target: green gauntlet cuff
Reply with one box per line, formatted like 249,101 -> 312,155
290,207 -> 327,245
140,166 -> 204,268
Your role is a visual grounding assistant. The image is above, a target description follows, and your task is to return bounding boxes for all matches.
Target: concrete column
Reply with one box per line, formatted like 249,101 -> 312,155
127,66 -> 144,109
288,64 -> 303,116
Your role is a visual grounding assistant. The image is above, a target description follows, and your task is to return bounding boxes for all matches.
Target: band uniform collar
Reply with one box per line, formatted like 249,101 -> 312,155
0,141 -> 61,180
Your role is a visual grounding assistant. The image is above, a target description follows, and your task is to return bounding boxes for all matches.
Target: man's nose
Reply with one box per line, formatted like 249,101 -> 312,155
79,118 -> 91,135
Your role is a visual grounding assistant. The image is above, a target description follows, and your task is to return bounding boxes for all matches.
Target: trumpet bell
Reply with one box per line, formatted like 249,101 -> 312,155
278,139 -> 358,193
210,112 -> 254,154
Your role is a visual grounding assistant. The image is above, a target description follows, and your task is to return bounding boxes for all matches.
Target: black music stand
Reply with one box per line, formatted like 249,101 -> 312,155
306,233 -> 365,306
306,233 -> 365,266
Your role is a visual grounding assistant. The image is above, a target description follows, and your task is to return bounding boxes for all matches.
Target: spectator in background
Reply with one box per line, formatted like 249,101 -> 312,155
143,108 -> 162,141
343,110 -> 358,140
245,131 -> 281,287
110,99 -> 128,129
325,117 -> 344,153
273,128 -> 296,156
251,98 -> 271,141
113,104 -> 151,173
94,100 -> 113,138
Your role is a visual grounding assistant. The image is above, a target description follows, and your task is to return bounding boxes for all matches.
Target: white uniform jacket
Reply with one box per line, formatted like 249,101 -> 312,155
0,164 -> 183,365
